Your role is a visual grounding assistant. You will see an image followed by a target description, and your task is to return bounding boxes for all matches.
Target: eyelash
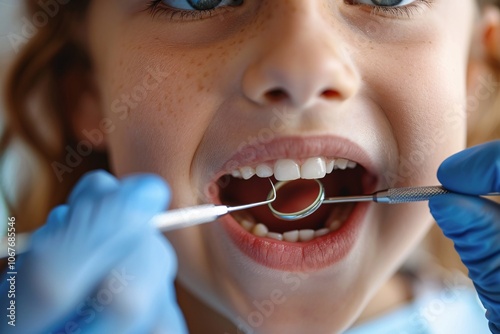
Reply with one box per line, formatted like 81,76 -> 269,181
146,0 -> 235,20
145,0 -> 434,21
352,0 -> 434,19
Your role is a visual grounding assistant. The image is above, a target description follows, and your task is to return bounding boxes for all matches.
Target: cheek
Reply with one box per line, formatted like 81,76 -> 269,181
96,48 -> 224,181
361,38 -> 468,187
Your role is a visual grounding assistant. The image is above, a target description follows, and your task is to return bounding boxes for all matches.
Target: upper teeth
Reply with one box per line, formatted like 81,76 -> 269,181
230,157 -> 357,181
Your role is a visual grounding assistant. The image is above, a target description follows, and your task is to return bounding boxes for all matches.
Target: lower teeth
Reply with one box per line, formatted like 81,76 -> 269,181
236,216 -> 347,243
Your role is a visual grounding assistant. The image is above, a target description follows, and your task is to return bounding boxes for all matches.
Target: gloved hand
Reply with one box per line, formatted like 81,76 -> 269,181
429,140 -> 500,333
0,170 -> 188,334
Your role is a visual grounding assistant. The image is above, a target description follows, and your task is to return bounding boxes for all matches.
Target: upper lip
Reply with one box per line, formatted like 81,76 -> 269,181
208,135 -> 385,186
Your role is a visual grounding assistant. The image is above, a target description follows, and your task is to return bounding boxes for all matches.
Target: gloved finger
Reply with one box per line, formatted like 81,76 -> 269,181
4,174 -> 172,334
67,169 -> 120,206
25,205 -> 70,269
437,140 -> 500,195
114,173 -> 171,221
38,231 -> 169,334
19,174 -> 172,331
429,193 -> 500,327
114,231 -> 179,334
64,170 -> 121,232
50,175 -> 170,300
79,231 -> 182,334
67,174 -> 170,247
125,233 -> 187,334
30,204 -> 69,244
62,173 -> 169,253
429,194 -> 500,248
133,234 -> 187,334
46,204 -> 70,225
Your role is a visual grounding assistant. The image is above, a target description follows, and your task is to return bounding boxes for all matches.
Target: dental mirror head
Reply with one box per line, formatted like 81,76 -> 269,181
267,179 -> 325,221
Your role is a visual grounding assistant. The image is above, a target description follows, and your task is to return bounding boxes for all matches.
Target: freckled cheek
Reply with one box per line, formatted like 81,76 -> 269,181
101,68 -> 220,174
363,45 -> 467,184
99,45 -> 232,170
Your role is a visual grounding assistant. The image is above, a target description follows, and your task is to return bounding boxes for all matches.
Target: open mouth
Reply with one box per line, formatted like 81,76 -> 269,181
217,157 -> 375,243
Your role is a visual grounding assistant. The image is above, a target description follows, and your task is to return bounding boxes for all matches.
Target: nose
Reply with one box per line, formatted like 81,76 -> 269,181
242,4 -> 360,109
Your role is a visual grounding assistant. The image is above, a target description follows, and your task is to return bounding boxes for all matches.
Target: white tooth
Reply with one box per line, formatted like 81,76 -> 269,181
240,166 -> 256,180
252,223 -> 269,237
301,157 -> 326,179
299,229 -> 315,242
274,159 -> 301,181
314,228 -> 330,238
241,219 -> 255,232
347,161 -> 357,169
256,164 -> 274,178
335,158 -> 349,170
267,232 -> 284,241
231,170 -> 243,178
328,220 -> 343,231
283,230 -> 299,242
326,159 -> 335,174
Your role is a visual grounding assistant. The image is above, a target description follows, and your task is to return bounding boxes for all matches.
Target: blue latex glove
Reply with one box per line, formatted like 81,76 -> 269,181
429,140 -> 500,333
0,170 -> 188,334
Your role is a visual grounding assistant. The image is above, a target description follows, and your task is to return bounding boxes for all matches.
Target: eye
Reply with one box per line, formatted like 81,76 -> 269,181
160,0 -> 242,11
352,0 -> 417,6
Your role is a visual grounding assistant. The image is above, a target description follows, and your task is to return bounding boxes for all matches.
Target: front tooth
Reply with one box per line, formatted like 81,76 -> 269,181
240,166 -> 256,180
274,159 -> 301,181
252,223 -> 269,237
347,161 -> 357,169
326,159 -> 335,174
267,232 -> 284,241
301,157 -> 326,179
335,158 -> 349,170
256,164 -> 273,178
283,230 -> 299,242
299,229 -> 315,242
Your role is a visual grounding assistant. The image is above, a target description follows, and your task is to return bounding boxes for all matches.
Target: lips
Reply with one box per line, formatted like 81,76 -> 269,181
207,136 -> 380,271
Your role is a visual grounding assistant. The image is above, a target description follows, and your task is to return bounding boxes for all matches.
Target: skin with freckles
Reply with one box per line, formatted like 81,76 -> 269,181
78,0 -> 480,332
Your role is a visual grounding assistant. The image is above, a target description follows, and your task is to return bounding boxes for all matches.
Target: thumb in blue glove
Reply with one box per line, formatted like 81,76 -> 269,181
429,140 -> 500,333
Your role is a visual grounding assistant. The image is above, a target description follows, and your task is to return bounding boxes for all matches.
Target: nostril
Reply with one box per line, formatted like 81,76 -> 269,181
265,88 -> 289,103
321,89 -> 341,100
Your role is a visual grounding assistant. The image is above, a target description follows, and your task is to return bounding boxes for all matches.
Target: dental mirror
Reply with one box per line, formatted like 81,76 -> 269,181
267,179 -> 500,221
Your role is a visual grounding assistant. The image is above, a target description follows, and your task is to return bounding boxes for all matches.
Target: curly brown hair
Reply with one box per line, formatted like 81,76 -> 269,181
1,0 -> 99,231
1,0 -> 499,233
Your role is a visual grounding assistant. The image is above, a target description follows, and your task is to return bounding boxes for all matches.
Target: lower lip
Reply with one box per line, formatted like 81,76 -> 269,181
220,202 -> 370,271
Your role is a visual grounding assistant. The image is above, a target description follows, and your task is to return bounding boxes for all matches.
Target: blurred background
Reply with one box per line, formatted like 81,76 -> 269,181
0,1 -> 20,71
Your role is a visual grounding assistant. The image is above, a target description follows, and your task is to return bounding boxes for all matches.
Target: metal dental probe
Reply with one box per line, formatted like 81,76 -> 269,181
0,180 -> 277,259
268,180 -> 500,221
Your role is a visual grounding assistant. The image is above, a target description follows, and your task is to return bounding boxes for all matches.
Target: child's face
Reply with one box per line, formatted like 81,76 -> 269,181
85,0 -> 476,332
